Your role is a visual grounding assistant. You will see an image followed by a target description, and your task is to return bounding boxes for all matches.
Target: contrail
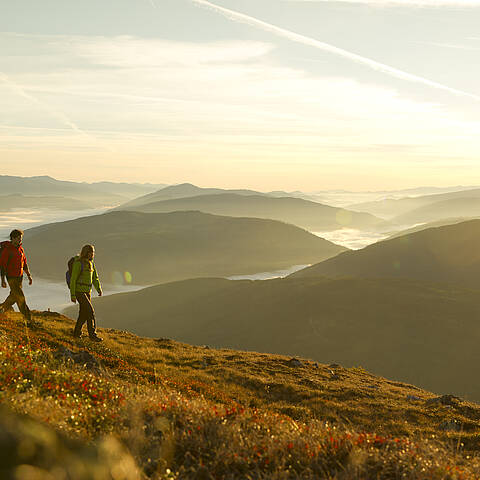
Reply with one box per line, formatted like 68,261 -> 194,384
0,71 -> 88,135
189,0 -> 480,101
0,71 -> 113,150
148,0 -> 157,8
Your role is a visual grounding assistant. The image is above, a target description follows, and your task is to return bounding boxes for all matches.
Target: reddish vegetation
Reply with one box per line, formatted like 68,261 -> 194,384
1,310 -> 479,479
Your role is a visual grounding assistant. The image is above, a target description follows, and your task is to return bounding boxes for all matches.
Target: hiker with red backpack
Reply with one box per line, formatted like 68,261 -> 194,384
68,244 -> 103,342
0,229 -> 33,323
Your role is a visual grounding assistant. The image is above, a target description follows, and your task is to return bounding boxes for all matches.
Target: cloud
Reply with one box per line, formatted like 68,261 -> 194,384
189,0 -> 480,101
69,36 -> 274,68
1,32 -> 479,173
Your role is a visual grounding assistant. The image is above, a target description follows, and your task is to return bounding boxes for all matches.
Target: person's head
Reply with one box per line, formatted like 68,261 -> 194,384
80,244 -> 95,262
10,229 -> 24,247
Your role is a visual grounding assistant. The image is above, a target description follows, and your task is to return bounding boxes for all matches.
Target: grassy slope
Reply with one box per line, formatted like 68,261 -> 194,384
291,219 -> 480,288
64,276 -> 480,403
24,210 -> 346,285
2,310 -> 480,479
123,193 -> 389,232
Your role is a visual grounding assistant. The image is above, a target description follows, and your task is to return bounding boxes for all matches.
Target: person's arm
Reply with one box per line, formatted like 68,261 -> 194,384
92,263 -> 102,296
70,260 -> 81,302
23,253 -> 32,285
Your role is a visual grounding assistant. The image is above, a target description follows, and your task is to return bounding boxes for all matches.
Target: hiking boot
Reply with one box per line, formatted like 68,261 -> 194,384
73,330 -> 83,339
89,335 -> 103,342
25,315 -> 39,329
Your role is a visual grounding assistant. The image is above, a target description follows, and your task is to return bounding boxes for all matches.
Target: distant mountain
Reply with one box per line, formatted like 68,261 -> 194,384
118,193 -> 389,232
290,219 -> 480,288
392,197 -> 480,225
347,187 -> 480,219
0,194 -> 93,211
385,217 -> 479,240
24,210 -> 346,285
0,175 -> 163,207
69,275 -> 480,402
88,181 -> 165,199
117,183 -> 265,210
313,186 -> 478,196
267,190 -> 321,203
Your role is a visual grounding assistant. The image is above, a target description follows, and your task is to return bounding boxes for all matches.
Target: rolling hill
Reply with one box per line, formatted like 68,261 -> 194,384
64,275 -> 480,403
118,193 -> 389,232
392,197 -> 480,225
385,217 -> 478,240
0,175 -> 163,208
116,182 -> 264,210
24,210 -> 346,285
291,219 -> 480,288
348,187 -> 480,219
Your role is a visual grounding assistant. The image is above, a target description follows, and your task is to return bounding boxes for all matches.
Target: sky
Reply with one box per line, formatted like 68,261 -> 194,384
1,0 -> 479,191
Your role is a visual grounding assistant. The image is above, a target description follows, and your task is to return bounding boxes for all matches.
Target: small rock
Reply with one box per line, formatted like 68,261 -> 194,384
287,358 -> 302,367
406,395 -> 421,402
328,370 -> 341,380
406,394 -> 421,401
425,394 -> 461,407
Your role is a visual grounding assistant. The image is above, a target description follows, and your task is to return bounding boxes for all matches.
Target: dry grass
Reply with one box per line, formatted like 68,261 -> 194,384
1,309 -> 480,479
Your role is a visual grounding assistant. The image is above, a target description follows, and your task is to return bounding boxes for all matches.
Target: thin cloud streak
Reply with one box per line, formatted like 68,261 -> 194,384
189,0 -> 480,101
0,71 -> 114,151
0,71 -> 86,135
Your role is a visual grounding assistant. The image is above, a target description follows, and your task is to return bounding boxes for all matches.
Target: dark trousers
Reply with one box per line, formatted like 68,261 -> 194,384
1,276 -> 31,320
74,292 -> 97,338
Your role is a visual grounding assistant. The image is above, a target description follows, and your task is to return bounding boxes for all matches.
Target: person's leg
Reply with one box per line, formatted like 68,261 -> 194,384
1,278 -> 18,312
83,292 -> 99,339
3,277 -> 31,321
12,277 -> 31,321
74,292 -> 88,337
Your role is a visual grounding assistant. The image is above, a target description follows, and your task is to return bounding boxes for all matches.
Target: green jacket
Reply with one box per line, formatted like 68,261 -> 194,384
70,257 -> 102,299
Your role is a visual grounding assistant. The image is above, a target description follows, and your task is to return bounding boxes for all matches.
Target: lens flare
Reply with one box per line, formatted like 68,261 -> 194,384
111,271 -> 123,285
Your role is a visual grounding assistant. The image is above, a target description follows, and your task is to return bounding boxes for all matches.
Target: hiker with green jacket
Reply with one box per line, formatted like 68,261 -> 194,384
70,244 -> 103,342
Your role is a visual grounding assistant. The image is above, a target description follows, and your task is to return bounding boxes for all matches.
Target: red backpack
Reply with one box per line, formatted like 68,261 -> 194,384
0,241 -> 13,277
